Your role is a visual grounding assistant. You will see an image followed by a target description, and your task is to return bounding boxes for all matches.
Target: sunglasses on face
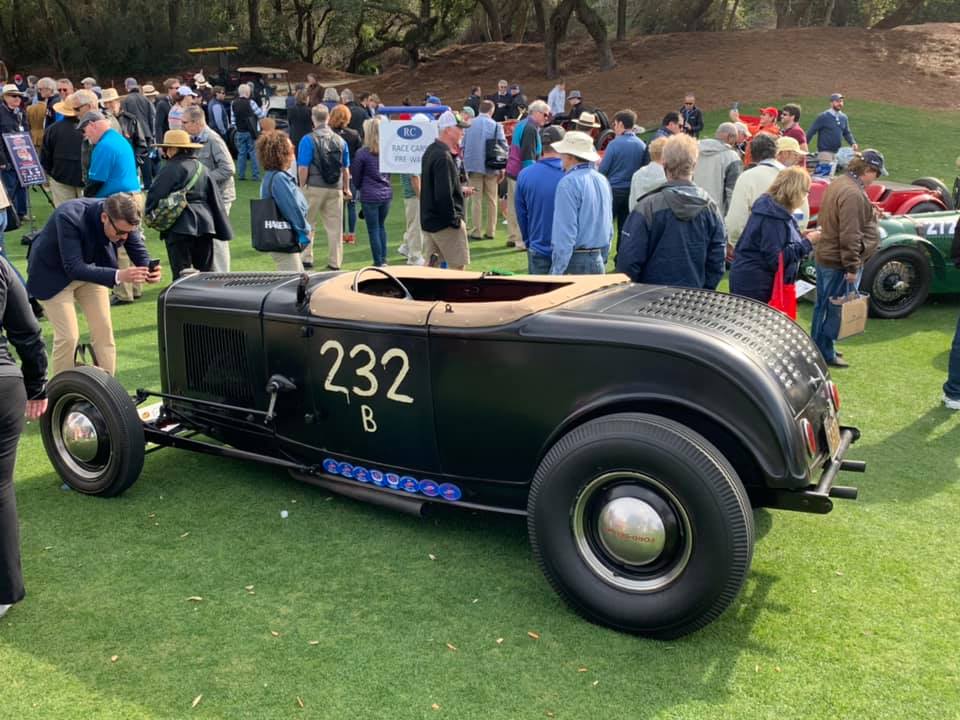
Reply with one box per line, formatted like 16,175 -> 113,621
58,88 -> 70,93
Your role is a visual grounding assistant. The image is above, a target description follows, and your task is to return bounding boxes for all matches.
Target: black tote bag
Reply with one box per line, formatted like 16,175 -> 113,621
250,173 -> 301,254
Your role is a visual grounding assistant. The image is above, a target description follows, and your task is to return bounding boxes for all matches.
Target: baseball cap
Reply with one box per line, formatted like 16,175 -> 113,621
124,77 -> 138,90
178,86 -> 198,97
861,148 -> 888,176
568,90 -> 582,100
541,125 -> 565,146
760,106 -> 779,117
77,110 -> 105,130
437,110 -> 469,129
425,95 -> 442,105
776,136 -> 802,154
830,93 -> 844,101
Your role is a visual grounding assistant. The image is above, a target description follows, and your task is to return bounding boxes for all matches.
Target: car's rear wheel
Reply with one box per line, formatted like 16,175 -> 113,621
911,177 -> 955,210
595,129 -> 615,151
907,201 -> 945,215
527,413 -> 753,640
40,367 -> 145,497
861,245 -> 932,319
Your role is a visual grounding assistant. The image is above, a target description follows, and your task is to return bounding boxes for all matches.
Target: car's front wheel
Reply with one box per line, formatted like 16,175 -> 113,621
861,245 -> 932,319
528,413 -> 753,640
40,367 -> 145,496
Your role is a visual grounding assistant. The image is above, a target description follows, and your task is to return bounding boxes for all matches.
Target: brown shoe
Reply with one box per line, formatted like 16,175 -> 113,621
827,356 -> 849,368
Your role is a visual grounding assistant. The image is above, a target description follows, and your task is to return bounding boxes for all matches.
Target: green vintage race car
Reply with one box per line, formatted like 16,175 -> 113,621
800,210 -> 960,319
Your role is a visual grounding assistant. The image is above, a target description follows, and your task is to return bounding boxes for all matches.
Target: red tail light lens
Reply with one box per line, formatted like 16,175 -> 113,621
800,419 -> 817,457
827,381 -> 841,411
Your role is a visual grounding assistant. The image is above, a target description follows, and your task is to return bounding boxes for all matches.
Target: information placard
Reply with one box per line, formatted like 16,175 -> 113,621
377,119 -> 437,174
3,131 -> 47,186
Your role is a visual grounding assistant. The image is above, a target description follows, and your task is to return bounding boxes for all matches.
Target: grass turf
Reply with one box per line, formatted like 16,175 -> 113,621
1,98 -> 959,718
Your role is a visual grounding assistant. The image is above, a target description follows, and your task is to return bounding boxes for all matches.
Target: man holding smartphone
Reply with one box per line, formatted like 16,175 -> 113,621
26,193 -> 162,376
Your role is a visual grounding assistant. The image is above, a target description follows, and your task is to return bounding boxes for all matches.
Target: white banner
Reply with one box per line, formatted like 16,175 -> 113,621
378,119 -> 437,174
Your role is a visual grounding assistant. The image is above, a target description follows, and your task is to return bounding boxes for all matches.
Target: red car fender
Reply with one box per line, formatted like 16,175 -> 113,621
894,192 -> 946,215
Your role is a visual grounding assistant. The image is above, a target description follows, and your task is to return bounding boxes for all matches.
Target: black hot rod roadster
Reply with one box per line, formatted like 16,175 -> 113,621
40,267 -> 865,639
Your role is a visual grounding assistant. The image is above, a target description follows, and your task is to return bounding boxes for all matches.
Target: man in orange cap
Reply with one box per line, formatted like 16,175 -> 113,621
743,106 -> 781,167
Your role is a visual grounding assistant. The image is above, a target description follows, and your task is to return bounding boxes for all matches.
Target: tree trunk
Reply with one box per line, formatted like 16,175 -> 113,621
822,0 -> 835,25
616,0 -> 626,40
476,0 -> 504,41
36,0 -> 65,71
248,0 -> 264,47
539,0 -> 576,79
684,0 -> 714,31
726,0 -> 740,29
168,0 -> 181,34
531,0 -> 546,37
872,0 -> 925,29
574,0 -> 615,70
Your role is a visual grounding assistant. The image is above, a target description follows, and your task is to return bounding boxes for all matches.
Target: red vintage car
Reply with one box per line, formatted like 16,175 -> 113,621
807,175 -> 954,225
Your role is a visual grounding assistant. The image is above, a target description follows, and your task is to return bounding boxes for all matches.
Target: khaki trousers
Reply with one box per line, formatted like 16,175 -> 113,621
48,178 -> 83,208
40,281 -> 116,376
303,186 -> 343,269
506,177 -> 523,247
111,193 -> 147,301
212,201 -> 233,273
468,172 -> 499,238
402,197 -> 423,264
270,252 -> 304,272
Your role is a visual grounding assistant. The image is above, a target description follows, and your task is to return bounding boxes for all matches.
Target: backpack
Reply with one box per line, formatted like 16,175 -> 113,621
311,131 -> 343,185
145,161 -> 204,233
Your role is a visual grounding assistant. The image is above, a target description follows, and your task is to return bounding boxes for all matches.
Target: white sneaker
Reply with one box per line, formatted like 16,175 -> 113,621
0,604 -> 12,618
408,257 -> 426,266
398,244 -> 409,257
943,394 -> 960,410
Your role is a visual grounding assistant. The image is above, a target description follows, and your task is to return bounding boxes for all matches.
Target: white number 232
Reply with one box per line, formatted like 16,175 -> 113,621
320,340 -> 414,405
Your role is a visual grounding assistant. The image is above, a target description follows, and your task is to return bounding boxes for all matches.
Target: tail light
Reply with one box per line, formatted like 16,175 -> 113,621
800,419 -> 817,457
827,381 -> 841,411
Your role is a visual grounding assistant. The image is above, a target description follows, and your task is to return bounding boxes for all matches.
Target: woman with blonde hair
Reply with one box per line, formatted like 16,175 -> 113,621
351,116 -> 392,266
729,165 -> 817,309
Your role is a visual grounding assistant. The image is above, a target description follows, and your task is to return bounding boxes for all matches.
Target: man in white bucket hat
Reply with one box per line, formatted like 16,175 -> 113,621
547,130 -> 612,275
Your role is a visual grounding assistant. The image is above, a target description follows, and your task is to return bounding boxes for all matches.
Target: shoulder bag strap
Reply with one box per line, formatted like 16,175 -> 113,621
184,160 -> 204,192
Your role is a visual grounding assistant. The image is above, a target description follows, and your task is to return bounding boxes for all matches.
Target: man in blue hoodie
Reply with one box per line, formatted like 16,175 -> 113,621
516,126 -> 566,274
616,134 -> 726,289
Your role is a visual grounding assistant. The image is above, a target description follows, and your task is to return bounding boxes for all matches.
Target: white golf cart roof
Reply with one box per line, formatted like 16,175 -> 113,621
237,66 -> 288,76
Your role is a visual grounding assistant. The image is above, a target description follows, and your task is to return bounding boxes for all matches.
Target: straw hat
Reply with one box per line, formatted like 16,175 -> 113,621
53,96 -> 78,117
572,111 -> 600,129
142,84 -> 159,98
1,83 -> 25,97
100,88 -> 125,104
550,130 -> 599,163
154,129 -> 202,149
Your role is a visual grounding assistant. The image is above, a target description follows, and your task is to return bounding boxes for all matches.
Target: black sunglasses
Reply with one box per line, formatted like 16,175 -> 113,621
107,215 -> 138,240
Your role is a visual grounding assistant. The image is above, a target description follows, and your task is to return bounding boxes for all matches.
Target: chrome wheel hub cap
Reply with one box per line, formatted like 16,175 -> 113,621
597,497 -> 666,566
62,411 -> 99,462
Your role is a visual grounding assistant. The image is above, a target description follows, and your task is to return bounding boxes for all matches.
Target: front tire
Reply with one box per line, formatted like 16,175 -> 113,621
40,367 -> 145,496
861,245 -> 931,319
528,413 -> 753,640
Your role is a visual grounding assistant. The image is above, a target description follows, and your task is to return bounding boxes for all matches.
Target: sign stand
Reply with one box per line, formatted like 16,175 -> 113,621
3,131 -> 49,231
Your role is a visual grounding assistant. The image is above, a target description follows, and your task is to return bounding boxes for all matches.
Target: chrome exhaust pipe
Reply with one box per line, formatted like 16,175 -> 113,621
289,471 -> 427,517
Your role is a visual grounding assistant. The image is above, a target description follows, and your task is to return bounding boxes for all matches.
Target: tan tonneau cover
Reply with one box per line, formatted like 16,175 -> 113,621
308,267 -> 629,328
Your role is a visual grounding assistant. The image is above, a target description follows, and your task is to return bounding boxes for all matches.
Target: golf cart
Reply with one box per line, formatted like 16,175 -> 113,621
236,67 -> 293,118
186,46 -> 240,91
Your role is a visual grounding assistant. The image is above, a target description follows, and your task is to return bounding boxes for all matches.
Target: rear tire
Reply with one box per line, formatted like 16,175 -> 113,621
527,413 -> 753,639
40,367 -> 145,497
911,177 -> 954,210
861,245 -> 932,319
907,201 -> 945,215
595,129 -> 615,151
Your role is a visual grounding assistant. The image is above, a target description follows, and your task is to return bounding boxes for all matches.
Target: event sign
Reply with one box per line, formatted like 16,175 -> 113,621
378,120 -> 438,174
2,132 -> 47,186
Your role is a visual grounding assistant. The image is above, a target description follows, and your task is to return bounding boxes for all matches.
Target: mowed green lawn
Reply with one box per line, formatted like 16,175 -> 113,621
1,99 -> 959,719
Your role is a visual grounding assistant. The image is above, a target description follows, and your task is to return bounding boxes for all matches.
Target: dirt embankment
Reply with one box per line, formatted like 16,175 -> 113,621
333,23 -> 960,126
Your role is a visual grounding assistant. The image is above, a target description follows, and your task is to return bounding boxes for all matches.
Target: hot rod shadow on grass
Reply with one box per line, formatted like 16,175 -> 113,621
39,266 -> 864,639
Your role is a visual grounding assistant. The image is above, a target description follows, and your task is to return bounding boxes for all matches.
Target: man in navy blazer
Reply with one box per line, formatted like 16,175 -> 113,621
27,193 -> 162,376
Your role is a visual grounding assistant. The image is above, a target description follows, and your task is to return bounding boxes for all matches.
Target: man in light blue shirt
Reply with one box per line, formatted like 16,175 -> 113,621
599,109 -> 647,248
461,99 -> 505,239
547,80 -> 566,118
516,126 -> 566,274
549,131 -> 613,275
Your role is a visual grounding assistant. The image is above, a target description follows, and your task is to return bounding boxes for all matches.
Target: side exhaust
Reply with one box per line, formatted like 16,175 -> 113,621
289,471 -> 427,517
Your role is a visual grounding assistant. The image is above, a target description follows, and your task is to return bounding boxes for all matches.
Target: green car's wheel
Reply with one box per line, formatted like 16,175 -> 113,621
861,245 -> 932,319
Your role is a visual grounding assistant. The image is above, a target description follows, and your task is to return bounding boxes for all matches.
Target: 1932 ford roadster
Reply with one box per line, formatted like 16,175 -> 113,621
40,267 -> 865,639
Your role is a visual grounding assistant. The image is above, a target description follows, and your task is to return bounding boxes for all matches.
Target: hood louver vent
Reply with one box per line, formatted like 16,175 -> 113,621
183,323 -> 253,403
